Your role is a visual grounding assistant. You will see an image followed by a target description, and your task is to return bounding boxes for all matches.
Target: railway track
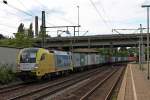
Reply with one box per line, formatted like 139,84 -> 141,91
47,65 -> 125,100
0,84 -> 25,94
0,82 -> 30,94
10,67 -> 111,100
0,80 -> 46,95
80,66 -> 124,100
0,66 -> 109,100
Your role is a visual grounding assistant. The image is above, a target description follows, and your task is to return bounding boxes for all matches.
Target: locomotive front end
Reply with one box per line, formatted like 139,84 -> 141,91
17,48 -> 39,80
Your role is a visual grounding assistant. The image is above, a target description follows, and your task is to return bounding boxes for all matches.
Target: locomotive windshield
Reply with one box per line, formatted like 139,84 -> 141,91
20,48 -> 38,63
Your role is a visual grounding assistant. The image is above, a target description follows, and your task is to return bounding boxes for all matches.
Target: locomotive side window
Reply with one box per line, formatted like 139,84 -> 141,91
41,54 -> 46,61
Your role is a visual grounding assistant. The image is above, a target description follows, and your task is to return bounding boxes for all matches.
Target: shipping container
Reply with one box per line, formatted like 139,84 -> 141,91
124,57 -> 128,61
100,55 -> 108,64
118,57 -> 121,62
72,53 -> 80,67
88,54 -> 96,65
105,55 -> 110,63
128,56 -> 137,61
111,57 -> 116,62
54,50 -> 72,71
95,54 -> 100,64
80,53 -> 88,66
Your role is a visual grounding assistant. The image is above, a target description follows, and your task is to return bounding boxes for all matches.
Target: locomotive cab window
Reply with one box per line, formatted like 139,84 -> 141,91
20,48 -> 38,63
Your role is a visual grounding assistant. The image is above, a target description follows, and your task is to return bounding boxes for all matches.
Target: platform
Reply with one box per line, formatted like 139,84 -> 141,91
117,63 -> 150,100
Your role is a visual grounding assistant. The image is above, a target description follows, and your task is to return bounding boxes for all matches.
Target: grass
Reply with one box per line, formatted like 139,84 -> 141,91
0,64 -> 16,84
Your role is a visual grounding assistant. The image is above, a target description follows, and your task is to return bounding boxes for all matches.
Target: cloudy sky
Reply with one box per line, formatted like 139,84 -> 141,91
0,0 -> 149,37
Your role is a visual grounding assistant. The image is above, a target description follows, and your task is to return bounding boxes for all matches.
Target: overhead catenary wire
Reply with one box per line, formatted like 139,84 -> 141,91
89,0 -> 112,31
44,5 -> 89,36
0,10 -> 34,22
17,0 -> 53,26
33,0 -> 106,36
2,0 -> 55,26
1,1 -> 33,17
34,0 -> 49,11
32,0 -> 91,36
0,0 -> 36,24
33,0 -> 79,25
1,0 -> 87,36
17,0 -> 35,16
112,28 -> 142,47
0,0 -> 51,36
98,0 -> 114,31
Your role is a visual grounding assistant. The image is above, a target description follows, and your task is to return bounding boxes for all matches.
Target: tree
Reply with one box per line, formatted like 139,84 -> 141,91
119,47 -> 127,51
117,47 -> 128,56
98,47 -> 129,56
17,23 -> 24,33
14,23 -> 25,44
28,23 -> 34,38
97,48 -> 110,55
127,47 -> 138,56
0,34 -> 5,39
13,23 -> 34,47
0,23 -> 34,47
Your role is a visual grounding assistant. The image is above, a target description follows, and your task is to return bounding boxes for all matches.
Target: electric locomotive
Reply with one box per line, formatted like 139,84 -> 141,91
17,48 -> 72,80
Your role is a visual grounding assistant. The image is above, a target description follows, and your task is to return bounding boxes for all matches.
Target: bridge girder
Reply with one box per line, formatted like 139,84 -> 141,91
35,33 -> 147,49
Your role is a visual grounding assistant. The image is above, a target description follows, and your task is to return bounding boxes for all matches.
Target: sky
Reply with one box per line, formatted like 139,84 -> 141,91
0,0 -> 149,37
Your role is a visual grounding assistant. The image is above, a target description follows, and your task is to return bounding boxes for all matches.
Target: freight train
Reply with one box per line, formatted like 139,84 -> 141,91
16,48 -> 136,80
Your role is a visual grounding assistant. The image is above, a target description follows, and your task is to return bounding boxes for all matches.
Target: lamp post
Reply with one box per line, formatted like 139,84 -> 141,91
57,30 -> 66,37
139,24 -> 143,70
77,5 -> 79,36
142,4 -> 150,79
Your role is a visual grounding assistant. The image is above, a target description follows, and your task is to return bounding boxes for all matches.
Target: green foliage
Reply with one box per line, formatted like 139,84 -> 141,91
0,23 -> 35,48
0,39 -> 16,47
117,50 -> 128,56
97,48 -> 110,55
14,32 -> 34,47
0,34 -> 6,39
117,47 -> 128,56
0,64 -> 16,84
127,47 -> 138,56
97,47 -> 132,57
0,36 -> 34,48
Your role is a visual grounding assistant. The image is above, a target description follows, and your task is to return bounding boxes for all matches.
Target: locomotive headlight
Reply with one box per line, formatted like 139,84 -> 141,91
16,64 -> 21,72
32,64 -> 39,71
34,64 -> 39,69
17,64 -> 20,68
34,67 -> 38,69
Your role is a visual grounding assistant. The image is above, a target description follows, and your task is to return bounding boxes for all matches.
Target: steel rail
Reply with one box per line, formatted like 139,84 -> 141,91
80,68 -> 120,100
105,67 -> 125,100
9,67 -> 108,100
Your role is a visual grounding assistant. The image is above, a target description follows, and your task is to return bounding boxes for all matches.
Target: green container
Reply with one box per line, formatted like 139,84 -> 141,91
80,54 -> 87,66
